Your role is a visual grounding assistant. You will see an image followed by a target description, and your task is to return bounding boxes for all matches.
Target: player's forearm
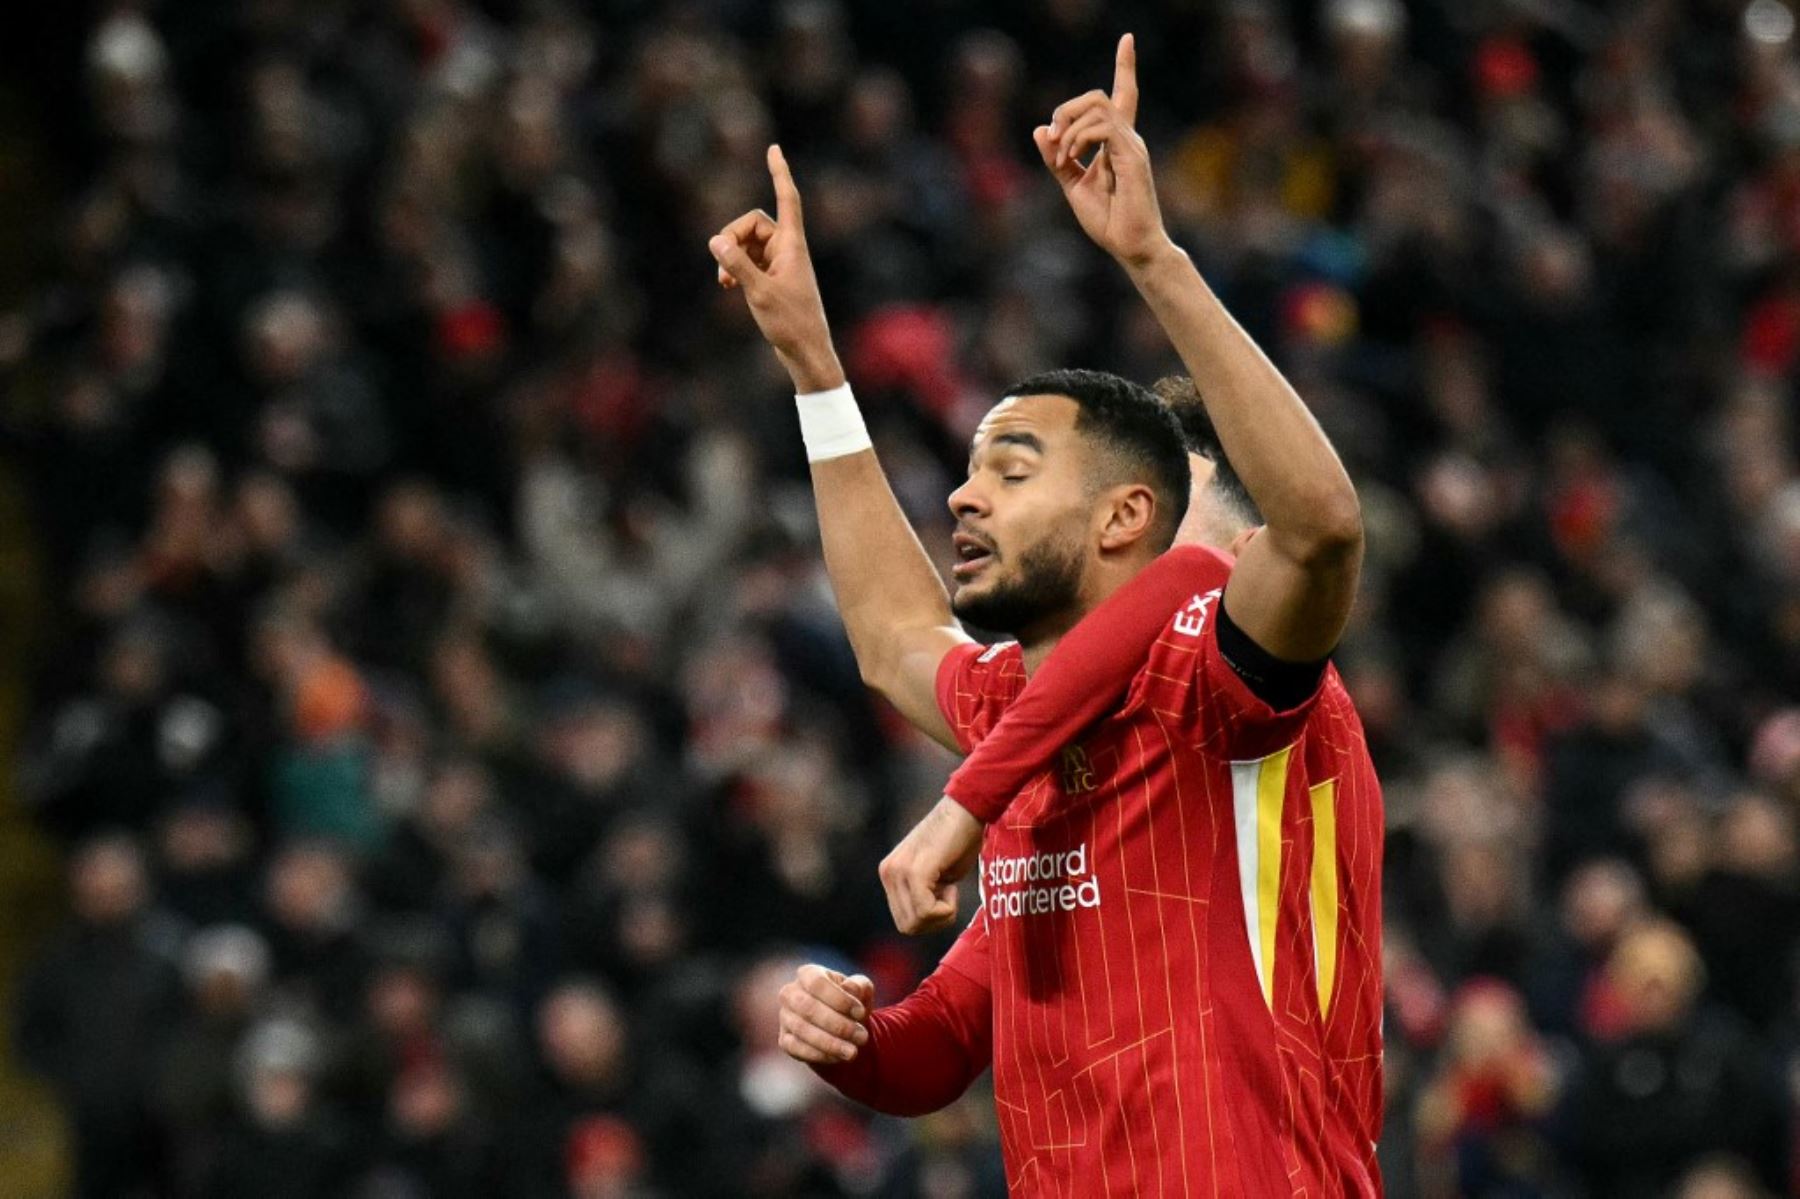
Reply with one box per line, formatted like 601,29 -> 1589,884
776,339 -> 847,396
810,448 -> 958,692
1126,243 -> 1362,564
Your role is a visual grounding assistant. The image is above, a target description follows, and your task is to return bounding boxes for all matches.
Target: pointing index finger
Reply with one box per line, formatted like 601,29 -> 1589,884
768,144 -> 805,235
1113,33 -> 1138,127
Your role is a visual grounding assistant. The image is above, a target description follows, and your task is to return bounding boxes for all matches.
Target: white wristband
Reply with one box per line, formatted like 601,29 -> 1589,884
795,383 -> 873,462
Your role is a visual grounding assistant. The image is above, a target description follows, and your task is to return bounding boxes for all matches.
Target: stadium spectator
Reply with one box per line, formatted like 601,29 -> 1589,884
1569,920 -> 1788,1193
14,835 -> 178,1198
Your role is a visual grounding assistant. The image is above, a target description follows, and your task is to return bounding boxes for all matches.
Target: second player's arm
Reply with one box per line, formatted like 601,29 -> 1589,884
1126,247 -> 1362,660
1043,36 -> 1362,661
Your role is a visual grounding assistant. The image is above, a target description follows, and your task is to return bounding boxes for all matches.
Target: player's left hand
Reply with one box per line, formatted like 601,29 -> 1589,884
1034,33 -> 1174,270
879,796 -> 984,935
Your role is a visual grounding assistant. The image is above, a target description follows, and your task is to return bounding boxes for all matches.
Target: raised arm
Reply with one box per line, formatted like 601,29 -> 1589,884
710,147 -> 970,749
1039,35 -> 1363,662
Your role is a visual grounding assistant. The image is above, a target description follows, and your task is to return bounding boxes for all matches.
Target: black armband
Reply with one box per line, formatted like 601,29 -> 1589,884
1215,601 -> 1328,711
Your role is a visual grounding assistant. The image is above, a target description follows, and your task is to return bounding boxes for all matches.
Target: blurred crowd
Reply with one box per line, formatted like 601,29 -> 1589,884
4,0 -> 1800,1196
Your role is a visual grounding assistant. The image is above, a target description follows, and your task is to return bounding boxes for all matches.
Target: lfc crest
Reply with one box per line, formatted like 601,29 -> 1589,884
1061,744 -> 1097,795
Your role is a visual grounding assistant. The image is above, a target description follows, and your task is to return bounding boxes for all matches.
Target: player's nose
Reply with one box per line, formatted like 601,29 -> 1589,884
947,476 -> 989,522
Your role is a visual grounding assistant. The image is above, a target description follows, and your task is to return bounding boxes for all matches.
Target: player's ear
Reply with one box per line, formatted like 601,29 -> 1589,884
1096,483 -> 1158,553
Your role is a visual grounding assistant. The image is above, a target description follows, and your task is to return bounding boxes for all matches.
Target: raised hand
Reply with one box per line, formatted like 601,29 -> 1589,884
1033,34 -> 1172,269
709,145 -> 845,393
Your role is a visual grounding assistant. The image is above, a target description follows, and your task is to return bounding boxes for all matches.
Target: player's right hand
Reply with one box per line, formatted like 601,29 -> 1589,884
1033,33 -> 1174,271
777,964 -> 875,1064
708,145 -> 845,393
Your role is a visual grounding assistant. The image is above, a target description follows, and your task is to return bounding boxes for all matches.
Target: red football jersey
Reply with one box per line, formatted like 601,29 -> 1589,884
933,547 -> 1384,1197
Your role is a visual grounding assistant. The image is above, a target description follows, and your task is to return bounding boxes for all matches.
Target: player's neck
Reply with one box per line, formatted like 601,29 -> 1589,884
1016,557 -> 1144,676
1017,618 -> 1078,677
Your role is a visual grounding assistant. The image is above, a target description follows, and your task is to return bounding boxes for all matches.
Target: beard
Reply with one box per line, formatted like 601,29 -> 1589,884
951,530 -> 1085,635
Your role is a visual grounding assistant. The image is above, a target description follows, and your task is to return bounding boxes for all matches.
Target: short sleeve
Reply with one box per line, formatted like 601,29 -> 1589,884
934,640 -> 1027,754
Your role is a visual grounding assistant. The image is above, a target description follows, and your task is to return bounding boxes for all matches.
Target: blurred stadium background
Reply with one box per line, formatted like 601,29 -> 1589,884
1,0 -> 1799,1196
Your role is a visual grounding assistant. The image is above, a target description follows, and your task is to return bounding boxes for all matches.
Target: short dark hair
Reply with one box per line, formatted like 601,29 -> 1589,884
1152,375 -> 1260,527
1002,368 -> 1191,550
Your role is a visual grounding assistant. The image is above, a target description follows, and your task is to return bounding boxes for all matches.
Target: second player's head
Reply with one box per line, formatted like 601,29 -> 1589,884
947,369 -> 1190,640
1153,375 -> 1260,551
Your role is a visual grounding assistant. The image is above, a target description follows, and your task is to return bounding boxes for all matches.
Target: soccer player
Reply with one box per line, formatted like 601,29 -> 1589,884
710,34 -> 1380,1196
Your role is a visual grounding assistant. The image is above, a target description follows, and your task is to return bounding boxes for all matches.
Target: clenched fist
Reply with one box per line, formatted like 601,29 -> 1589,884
879,796 -> 983,935
777,963 -> 876,1065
